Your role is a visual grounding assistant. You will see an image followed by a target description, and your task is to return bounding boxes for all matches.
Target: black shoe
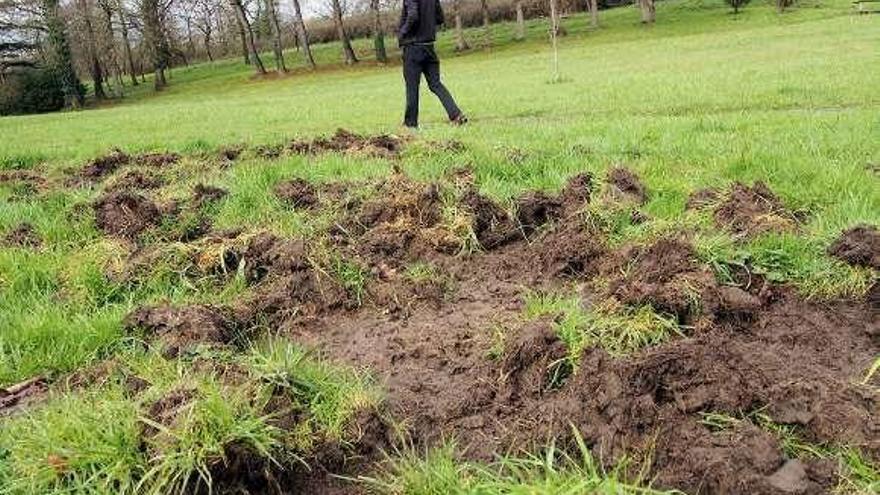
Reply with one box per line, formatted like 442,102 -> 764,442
450,114 -> 468,126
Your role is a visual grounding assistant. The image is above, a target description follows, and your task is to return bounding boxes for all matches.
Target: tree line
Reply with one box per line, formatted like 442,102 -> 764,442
1,0 -> 791,115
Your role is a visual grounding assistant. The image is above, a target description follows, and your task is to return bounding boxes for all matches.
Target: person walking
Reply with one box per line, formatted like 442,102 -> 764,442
399,0 -> 467,128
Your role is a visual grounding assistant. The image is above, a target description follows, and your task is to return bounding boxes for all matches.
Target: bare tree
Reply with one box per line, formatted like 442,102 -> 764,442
639,0 -> 655,23
230,2 -> 249,63
329,0 -> 357,64
290,0 -> 314,68
589,0 -> 598,28
97,0 -> 124,96
140,0 -> 171,88
115,0 -> 138,84
229,0 -> 265,73
264,0 -> 285,71
76,0 -> 107,98
193,0 -> 217,60
370,0 -> 386,63
452,0 -> 467,51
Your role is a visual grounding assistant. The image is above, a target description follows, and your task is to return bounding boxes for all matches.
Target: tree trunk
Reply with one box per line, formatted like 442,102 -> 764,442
230,0 -> 266,73
331,0 -> 357,64
514,0 -> 524,40
232,7 -> 250,64
639,0 -> 655,23
204,34 -> 214,61
264,0 -> 286,71
453,0 -> 468,51
115,0 -> 138,85
98,0 -> 124,96
291,0 -> 315,68
589,0 -> 598,28
42,0 -> 84,107
141,0 -> 170,89
370,0 -> 387,63
549,0 -> 560,82
77,0 -> 106,99
480,0 -> 490,46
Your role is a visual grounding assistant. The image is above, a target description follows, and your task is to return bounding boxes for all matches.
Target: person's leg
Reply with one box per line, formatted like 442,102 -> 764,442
422,46 -> 462,121
402,46 -> 422,128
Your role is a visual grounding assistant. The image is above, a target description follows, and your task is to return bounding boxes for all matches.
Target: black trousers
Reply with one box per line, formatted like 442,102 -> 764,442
402,44 -> 461,127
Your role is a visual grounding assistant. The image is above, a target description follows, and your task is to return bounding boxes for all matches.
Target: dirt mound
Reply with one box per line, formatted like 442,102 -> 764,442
685,187 -> 720,210
217,146 -> 243,162
560,172 -> 593,208
93,191 -> 161,239
192,184 -> 228,208
714,182 -> 797,237
241,232 -> 309,283
2,223 -> 41,248
604,238 -> 759,321
828,224 -> 880,269
82,149 -> 130,179
124,304 -> 242,357
606,167 -> 648,204
537,215 -> 606,278
137,151 -> 180,168
514,192 -> 562,236
290,129 -> 404,159
460,189 -> 520,250
106,170 -> 164,191
275,178 -> 318,209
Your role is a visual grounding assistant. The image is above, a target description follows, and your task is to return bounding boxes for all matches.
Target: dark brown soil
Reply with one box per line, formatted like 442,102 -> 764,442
82,149 -> 130,179
461,188 -> 520,249
289,128 -> 404,159
514,191 -> 562,236
275,178 -> 318,209
560,172 -> 594,208
606,167 -> 648,204
714,182 -> 797,238
218,146 -> 243,162
124,304 -> 242,357
137,151 -> 181,168
2,222 -> 41,248
106,170 -> 164,191
0,376 -> 48,415
192,184 -> 228,208
828,224 -> 880,270
93,191 -> 161,239
686,187 -> 721,210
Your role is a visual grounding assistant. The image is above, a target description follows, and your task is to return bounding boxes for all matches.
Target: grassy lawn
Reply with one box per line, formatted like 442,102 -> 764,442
1,0 -> 878,492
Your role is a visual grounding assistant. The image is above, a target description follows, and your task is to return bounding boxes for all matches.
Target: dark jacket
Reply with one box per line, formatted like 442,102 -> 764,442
398,0 -> 445,47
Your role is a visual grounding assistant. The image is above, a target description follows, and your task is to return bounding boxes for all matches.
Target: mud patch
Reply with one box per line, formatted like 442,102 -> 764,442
124,304 -> 242,357
828,224 -> 880,270
2,222 -> 41,248
714,182 -> 797,238
606,167 -> 648,204
93,191 -> 161,239
537,216 -> 606,278
514,191 -> 562,236
82,149 -> 130,179
275,178 -> 318,209
290,128 -> 404,159
460,188 -> 520,250
500,320 -> 570,400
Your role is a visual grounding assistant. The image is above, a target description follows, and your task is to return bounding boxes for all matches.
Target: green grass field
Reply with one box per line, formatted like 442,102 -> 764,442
1,0 -> 879,492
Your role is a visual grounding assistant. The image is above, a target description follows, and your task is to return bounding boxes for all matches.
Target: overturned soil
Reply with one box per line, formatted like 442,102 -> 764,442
606,167 -> 648,204
109,171 -> 877,494
289,128 -> 404,159
106,170 -> 164,191
714,182 -> 799,238
828,224 -> 880,270
275,178 -> 318,209
93,191 -> 161,239
2,223 -> 42,249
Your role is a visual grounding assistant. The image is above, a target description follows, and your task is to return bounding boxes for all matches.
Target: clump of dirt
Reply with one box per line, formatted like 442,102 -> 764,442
499,320 -> 570,401
2,223 -> 41,248
606,167 -> 648,204
275,178 -> 318,209
82,149 -> 130,179
106,170 -> 164,191
604,237 -> 758,321
124,304 -> 242,358
714,181 -> 797,237
235,233 -> 350,325
93,191 -> 161,239
828,224 -> 880,269
460,189 -> 520,250
142,388 -> 197,438
192,184 -> 228,208
685,187 -> 720,210
254,144 -> 284,160
217,146 -> 243,162
289,128 -> 404,159
137,151 -> 181,168
0,376 -> 48,415
536,216 -> 606,278
560,172 -> 593,208
514,191 -> 562,236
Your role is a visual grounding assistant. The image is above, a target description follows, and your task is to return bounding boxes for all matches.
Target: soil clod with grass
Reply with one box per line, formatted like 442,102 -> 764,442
93,190 -> 161,239
714,181 -> 798,237
2,222 -> 41,248
275,177 -> 319,209
606,167 -> 648,204
290,128 -> 404,159
125,304 -> 242,357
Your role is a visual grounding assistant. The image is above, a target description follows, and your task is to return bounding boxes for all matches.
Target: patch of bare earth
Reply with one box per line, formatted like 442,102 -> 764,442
713,181 -> 800,238
2,222 -> 42,248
